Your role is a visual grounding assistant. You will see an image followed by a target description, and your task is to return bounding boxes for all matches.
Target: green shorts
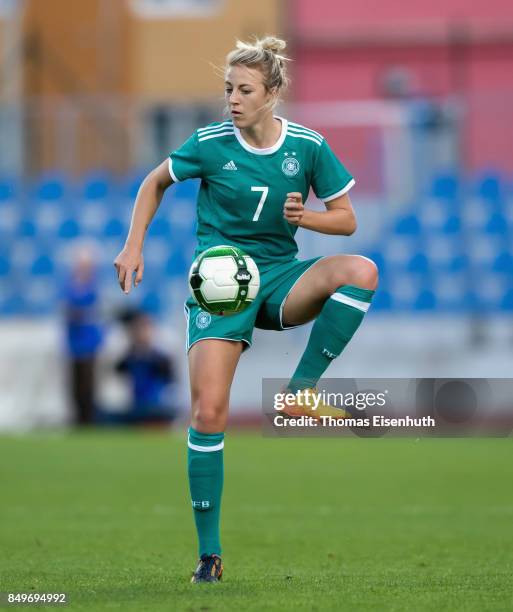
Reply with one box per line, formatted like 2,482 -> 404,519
184,256 -> 324,352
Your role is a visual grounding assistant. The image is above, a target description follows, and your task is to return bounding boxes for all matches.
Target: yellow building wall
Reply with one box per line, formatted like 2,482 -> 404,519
22,0 -> 130,96
16,0 -> 281,173
128,0 -> 283,101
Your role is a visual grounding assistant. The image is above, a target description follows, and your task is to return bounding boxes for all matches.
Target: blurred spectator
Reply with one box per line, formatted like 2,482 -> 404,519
62,242 -> 104,426
98,309 -> 177,426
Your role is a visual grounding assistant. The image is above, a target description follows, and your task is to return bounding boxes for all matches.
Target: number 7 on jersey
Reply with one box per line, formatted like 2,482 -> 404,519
251,186 -> 269,222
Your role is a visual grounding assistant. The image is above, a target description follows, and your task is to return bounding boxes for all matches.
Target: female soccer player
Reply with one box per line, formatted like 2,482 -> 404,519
114,36 -> 378,583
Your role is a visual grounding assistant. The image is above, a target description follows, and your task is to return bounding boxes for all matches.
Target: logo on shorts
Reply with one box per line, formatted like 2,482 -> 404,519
282,155 -> 300,177
196,311 -> 211,329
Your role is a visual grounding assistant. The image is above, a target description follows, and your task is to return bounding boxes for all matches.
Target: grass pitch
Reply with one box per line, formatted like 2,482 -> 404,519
1,431 -> 512,611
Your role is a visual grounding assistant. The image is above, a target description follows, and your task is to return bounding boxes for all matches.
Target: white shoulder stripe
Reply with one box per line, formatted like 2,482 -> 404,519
288,126 -> 323,144
198,130 -> 234,142
197,122 -> 232,134
168,158 -> 180,182
288,122 -> 323,141
323,179 -> 356,202
288,122 -> 323,139
288,132 -> 322,146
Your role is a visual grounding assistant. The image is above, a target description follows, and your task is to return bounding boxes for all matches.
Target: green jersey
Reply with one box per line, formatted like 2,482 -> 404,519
168,116 -> 354,267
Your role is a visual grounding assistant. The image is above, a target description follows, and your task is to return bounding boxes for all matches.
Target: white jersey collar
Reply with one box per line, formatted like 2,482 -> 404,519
233,116 -> 288,155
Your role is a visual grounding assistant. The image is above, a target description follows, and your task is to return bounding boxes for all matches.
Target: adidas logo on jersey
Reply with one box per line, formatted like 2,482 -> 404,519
222,160 -> 237,170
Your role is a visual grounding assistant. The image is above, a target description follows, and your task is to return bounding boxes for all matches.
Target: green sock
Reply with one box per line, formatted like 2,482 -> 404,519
288,285 -> 375,392
187,427 -> 224,557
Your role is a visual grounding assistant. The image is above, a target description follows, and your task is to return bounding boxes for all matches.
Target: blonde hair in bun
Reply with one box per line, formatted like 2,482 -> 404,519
225,35 -> 291,110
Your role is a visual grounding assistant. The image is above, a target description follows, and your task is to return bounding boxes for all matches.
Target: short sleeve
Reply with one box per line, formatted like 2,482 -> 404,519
311,139 -> 355,202
168,132 -> 202,182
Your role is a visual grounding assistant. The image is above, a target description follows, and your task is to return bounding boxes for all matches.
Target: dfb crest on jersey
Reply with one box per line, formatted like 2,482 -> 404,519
195,311 -> 211,329
282,155 -> 300,177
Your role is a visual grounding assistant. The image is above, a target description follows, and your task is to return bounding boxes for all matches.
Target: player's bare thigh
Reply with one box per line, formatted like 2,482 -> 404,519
282,254 -> 378,326
188,339 -> 244,433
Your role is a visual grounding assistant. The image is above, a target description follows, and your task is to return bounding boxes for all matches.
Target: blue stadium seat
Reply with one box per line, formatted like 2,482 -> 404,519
407,253 -> 429,274
0,293 -> 25,315
0,176 -> 16,202
447,254 -> 469,273
122,170 -> 148,200
492,252 -> 513,274
58,218 -> 80,239
500,288 -> 513,311
370,288 -> 392,310
102,218 -> 126,238
430,172 -> 459,200
442,215 -> 461,234
17,218 -> 37,238
82,171 -> 112,200
0,254 -> 10,277
475,172 -> 504,203
140,291 -> 161,315
35,173 -> 67,201
31,255 -> 54,276
148,217 -> 171,238
394,214 -> 421,236
484,212 -> 508,234
414,289 -> 436,310
172,178 -> 200,200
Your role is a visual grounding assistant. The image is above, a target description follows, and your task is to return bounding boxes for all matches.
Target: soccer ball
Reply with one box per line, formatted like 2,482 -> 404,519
188,245 -> 260,315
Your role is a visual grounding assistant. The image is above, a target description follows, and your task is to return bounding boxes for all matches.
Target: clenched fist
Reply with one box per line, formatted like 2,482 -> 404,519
283,192 -> 304,226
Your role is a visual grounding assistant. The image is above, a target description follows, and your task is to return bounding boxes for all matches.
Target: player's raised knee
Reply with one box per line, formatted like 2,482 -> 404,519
352,255 -> 379,290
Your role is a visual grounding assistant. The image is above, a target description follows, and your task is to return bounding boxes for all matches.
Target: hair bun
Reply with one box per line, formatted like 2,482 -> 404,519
258,36 -> 287,56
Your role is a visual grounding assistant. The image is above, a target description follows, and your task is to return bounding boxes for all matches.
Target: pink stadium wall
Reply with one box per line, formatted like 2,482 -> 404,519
290,0 -> 513,173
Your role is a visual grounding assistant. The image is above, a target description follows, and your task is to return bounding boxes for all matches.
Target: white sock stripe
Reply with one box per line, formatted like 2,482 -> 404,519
330,292 -> 371,312
188,438 -> 225,452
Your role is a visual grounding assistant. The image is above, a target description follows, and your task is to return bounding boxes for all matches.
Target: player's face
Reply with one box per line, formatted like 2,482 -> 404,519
225,65 -> 275,127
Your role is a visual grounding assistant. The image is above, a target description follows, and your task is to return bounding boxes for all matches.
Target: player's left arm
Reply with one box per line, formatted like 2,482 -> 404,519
283,191 -> 357,236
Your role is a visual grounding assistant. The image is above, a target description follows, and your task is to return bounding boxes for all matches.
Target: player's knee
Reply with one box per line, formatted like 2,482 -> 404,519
349,256 -> 379,290
191,395 -> 227,431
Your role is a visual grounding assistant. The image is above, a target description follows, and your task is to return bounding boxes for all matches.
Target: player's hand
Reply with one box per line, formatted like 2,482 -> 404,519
284,192 -> 304,226
113,246 -> 144,294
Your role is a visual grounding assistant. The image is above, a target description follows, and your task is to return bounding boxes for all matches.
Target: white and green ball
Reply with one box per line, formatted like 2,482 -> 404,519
188,245 -> 260,315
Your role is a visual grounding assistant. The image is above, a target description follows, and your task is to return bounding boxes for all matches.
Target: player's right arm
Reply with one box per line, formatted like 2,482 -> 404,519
114,160 -> 173,294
